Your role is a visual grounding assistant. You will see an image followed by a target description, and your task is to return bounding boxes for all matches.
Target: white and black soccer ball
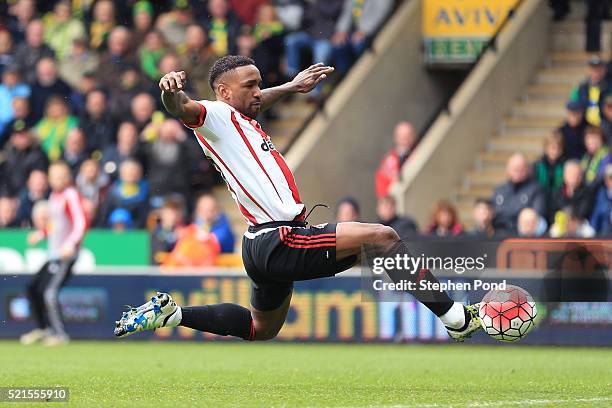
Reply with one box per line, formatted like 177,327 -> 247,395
478,285 -> 537,342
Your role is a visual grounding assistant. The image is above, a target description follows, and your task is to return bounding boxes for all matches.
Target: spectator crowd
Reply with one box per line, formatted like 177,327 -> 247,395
0,0 -> 395,264
374,53 -> 612,239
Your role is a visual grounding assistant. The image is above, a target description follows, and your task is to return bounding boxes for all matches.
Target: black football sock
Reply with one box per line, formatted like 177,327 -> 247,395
383,241 -> 455,317
179,304 -> 254,340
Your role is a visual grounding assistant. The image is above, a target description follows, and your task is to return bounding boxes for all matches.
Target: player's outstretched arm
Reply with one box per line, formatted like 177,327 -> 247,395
261,63 -> 334,111
160,71 -> 203,124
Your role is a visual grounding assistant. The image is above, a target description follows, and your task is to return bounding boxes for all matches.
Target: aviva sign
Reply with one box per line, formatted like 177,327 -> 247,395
423,0 -> 520,64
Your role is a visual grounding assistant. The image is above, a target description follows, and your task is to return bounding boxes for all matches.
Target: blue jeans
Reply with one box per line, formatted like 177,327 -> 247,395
334,37 -> 367,74
285,31 -> 333,94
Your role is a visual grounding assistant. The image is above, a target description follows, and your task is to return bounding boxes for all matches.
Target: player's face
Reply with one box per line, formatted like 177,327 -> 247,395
48,165 -> 71,191
227,65 -> 263,119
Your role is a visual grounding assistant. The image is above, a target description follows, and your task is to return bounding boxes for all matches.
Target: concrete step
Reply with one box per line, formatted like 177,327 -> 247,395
466,168 -> 506,188
454,185 -> 495,202
534,66 -> 586,85
551,21 -> 612,52
502,116 -> 561,132
489,136 -> 544,152
525,83 -> 574,100
548,51 -> 612,68
478,150 -> 541,167
512,100 -> 566,118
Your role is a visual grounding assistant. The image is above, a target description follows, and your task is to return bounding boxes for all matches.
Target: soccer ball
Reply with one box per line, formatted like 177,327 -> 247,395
478,285 -> 537,342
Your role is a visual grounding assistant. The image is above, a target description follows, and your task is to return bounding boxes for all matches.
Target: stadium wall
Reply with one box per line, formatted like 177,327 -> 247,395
286,0 -> 462,222
394,0 -> 550,225
2,272 -> 610,345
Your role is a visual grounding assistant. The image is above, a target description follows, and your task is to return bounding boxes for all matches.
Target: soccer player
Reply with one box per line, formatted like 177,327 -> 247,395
114,56 -> 482,342
20,162 -> 88,346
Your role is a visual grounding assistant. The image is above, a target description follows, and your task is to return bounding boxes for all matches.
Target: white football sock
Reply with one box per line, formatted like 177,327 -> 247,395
164,306 -> 183,328
439,302 -> 466,329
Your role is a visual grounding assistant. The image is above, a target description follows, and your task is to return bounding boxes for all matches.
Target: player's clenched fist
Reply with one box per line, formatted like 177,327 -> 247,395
159,71 -> 186,93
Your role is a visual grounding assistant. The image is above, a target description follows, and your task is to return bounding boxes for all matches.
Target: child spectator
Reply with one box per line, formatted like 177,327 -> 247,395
109,207 -> 133,231
468,198 -> 497,238
336,196 -> 360,222
34,95 -> 78,161
516,208 -> 546,237
425,200 -> 463,237
581,126 -> 611,185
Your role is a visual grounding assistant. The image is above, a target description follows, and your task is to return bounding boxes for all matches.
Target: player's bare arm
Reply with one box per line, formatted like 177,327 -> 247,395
159,71 -> 202,125
261,63 -> 334,111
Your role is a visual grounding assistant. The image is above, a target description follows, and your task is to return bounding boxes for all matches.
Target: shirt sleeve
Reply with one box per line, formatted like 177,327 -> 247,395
182,100 -> 207,129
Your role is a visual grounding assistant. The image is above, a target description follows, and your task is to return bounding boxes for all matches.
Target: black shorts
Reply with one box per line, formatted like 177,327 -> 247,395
242,221 -> 356,311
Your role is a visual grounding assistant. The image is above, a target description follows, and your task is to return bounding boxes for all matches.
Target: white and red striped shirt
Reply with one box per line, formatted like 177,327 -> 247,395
47,186 -> 88,259
184,100 -> 305,226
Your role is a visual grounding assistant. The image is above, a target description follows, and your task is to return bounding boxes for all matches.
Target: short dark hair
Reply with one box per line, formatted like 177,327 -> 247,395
474,198 -> 493,208
208,55 -> 256,90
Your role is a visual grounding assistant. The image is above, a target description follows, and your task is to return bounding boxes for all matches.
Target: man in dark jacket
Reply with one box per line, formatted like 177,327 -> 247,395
571,55 -> 608,126
558,100 -> 587,160
79,89 -> 117,154
144,119 -> 192,206
376,195 -> 419,240
0,122 -> 49,196
29,57 -> 71,122
14,20 -> 55,85
492,153 -> 546,233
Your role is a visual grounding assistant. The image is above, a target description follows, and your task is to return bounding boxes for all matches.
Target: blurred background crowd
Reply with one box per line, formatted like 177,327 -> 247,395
0,0 -> 393,265
374,52 -> 612,241
5,0 -> 611,267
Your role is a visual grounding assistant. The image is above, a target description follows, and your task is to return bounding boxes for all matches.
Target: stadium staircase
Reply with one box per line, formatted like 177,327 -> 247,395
452,2 -> 612,228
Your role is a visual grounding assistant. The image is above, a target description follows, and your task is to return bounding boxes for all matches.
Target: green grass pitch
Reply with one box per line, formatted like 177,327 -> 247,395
1,341 -> 611,407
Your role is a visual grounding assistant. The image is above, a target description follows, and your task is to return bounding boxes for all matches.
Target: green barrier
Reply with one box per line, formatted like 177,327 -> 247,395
0,229 -> 150,270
